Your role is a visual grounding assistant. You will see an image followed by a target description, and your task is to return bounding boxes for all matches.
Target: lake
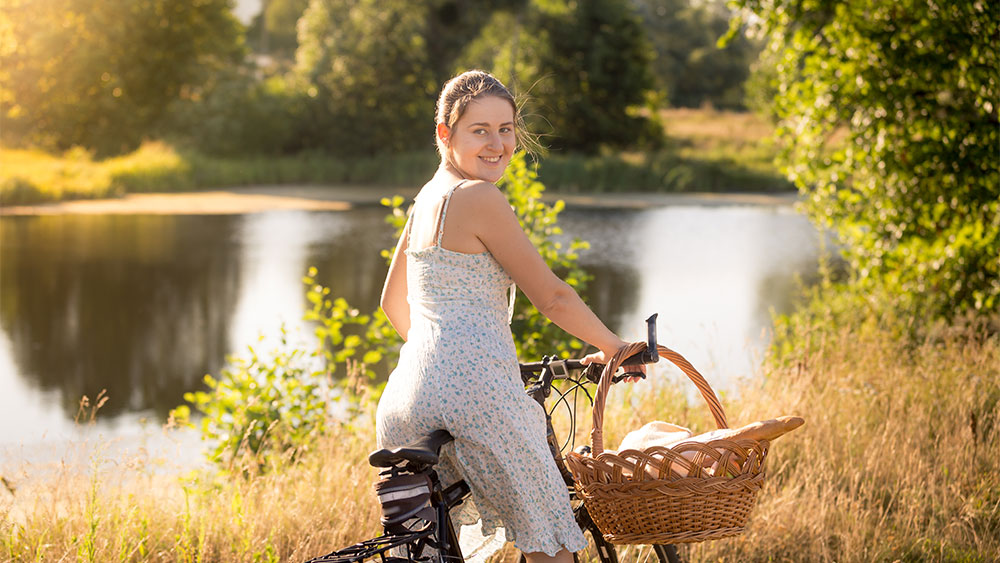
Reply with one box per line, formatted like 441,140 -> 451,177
0,195 -> 825,461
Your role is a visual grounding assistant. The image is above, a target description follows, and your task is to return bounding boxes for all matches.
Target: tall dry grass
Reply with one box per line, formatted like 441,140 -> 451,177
689,319 -> 1000,561
2,408 -> 384,563
3,320 -> 997,562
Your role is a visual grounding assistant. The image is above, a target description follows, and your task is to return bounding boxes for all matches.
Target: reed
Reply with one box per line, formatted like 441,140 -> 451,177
0,146 -> 118,204
3,318 -> 995,562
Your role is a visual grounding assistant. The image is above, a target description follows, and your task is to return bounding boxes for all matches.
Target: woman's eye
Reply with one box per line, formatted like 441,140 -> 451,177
500,127 -> 513,134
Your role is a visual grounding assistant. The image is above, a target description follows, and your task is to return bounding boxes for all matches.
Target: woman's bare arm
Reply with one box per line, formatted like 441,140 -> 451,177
380,218 -> 412,340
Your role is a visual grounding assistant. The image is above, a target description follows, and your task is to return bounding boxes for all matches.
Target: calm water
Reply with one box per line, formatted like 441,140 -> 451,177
0,201 -> 824,453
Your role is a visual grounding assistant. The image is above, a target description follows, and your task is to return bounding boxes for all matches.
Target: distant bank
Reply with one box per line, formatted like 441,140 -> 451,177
0,185 -> 798,216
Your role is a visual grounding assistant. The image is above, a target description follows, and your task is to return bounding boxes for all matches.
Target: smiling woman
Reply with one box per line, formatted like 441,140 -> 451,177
373,70 -> 637,563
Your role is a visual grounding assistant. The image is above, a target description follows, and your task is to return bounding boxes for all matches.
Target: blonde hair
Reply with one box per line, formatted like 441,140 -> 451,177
434,70 -> 538,158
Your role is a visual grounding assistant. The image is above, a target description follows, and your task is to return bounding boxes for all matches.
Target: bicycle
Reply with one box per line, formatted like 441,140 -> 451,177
304,315 -> 682,563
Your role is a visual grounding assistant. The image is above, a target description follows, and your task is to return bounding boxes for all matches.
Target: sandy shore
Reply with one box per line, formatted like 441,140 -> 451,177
0,185 -> 797,216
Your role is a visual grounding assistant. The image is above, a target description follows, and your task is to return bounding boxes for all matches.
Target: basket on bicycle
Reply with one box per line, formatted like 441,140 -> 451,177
565,342 -> 769,545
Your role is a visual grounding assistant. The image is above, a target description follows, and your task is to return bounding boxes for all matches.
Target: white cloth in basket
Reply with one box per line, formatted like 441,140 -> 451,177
609,416 -> 804,478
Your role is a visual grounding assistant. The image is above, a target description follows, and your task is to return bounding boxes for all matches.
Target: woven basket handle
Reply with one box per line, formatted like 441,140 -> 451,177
591,342 -> 729,455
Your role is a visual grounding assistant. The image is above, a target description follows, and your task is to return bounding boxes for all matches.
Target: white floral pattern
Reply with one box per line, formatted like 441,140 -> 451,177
375,182 -> 587,556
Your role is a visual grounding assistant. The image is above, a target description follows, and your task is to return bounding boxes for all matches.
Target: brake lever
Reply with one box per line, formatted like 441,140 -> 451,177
612,371 -> 646,384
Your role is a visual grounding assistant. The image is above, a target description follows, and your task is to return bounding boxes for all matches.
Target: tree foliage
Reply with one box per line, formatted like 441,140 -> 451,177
164,69 -> 315,156
534,0 -> 662,152
731,0 -> 999,319
0,0 -> 244,156
295,0 -> 438,155
1,0 -> 669,157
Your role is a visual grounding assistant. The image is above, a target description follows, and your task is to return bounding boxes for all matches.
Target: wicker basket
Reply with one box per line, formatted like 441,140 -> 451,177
565,342 -> 769,545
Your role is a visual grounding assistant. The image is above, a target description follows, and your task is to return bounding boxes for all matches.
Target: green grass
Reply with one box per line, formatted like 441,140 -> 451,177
1,109 -> 790,207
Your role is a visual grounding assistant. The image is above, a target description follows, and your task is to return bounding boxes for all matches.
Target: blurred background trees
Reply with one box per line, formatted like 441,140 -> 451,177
246,0 -> 310,60
0,0 -> 244,156
2,0 -> 758,157
634,0 -> 760,110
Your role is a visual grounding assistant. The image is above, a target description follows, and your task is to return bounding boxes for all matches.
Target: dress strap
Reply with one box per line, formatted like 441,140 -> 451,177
404,203 -> 415,247
435,180 -> 468,247
507,283 -> 517,324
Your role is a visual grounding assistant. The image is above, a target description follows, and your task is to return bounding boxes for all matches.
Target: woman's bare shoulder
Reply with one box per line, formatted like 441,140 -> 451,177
453,180 -> 507,208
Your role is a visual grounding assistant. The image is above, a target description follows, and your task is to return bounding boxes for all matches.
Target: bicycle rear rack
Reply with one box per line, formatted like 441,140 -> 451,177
303,528 -> 435,563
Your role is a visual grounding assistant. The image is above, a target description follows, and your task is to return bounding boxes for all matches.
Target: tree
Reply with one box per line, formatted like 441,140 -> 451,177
421,0 -> 528,92
456,0 -> 662,153
730,0 -> 999,319
536,0 -> 662,151
0,0 -> 244,155
295,0 -> 438,154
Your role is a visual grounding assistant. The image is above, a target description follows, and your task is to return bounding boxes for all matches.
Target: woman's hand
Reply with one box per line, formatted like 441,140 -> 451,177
580,341 -> 646,383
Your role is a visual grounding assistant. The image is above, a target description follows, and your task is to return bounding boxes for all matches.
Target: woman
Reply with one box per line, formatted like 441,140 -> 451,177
375,70 -> 633,563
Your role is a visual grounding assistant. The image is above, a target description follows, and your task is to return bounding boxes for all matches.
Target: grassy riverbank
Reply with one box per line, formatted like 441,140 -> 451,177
0,110 -> 790,207
3,313 -> 997,562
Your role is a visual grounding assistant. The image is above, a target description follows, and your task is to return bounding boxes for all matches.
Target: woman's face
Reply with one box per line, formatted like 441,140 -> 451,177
443,95 -> 516,183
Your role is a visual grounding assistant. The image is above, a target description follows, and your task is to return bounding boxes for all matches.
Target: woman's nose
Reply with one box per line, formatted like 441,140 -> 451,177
487,132 -> 501,149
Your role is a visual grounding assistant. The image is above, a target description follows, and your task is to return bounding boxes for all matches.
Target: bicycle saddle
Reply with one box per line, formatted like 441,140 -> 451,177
368,429 -> 455,468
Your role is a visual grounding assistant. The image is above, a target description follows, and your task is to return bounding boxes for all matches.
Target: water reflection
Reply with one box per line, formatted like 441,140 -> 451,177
557,208 -> 643,332
0,202 -> 825,446
226,209 -> 393,354
0,215 -> 243,424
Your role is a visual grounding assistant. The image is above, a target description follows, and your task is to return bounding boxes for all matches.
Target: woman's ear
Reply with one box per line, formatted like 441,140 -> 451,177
436,123 -> 450,146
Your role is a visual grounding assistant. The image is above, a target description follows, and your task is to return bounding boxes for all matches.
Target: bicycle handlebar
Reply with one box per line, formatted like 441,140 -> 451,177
518,314 -> 660,386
